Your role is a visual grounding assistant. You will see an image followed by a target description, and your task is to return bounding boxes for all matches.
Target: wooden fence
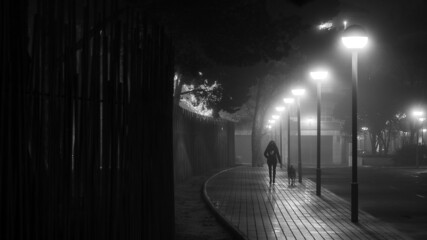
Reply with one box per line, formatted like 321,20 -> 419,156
1,1 -> 174,239
173,107 -> 235,182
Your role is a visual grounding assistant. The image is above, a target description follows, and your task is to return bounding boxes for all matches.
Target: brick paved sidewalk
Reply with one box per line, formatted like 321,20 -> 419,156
203,166 -> 412,240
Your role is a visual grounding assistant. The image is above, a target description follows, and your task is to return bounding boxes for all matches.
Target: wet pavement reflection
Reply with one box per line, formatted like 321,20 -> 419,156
205,166 -> 411,240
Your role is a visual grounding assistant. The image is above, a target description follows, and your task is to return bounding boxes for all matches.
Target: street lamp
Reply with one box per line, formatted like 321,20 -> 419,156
361,127 -> 369,153
342,25 -> 368,223
419,118 -> 426,145
310,70 -> 328,196
412,110 -> 424,168
423,128 -> 427,145
291,88 -> 305,183
412,111 -> 423,143
276,106 -> 285,162
266,123 -> 273,139
268,119 -> 276,140
284,98 -> 295,169
272,115 -> 280,143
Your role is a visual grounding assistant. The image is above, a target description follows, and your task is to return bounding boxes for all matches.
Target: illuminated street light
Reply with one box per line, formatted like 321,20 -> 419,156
276,106 -> 285,112
292,88 -> 305,183
342,25 -> 368,49
413,113 -> 426,165
271,115 -> 281,143
283,98 -> 295,104
310,71 -> 328,81
342,24 -> 368,223
310,69 -> 328,196
361,127 -> 369,154
291,88 -> 306,96
413,111 -> 424,117
412,110 -> 424,145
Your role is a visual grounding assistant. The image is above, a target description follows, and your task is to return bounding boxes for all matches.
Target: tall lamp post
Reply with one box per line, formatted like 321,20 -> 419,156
268,120 -> 275,139
361,127 -> 369,153
412,110 -> 424,168
275,106 -> 285,162
284,98 -> 295,169
310,70 -> 328,196
272,115 -> 280,143
291,88 -> 305,183
419,118 -> 426,145
423,128 -> 426,145
342,25 -> 368,223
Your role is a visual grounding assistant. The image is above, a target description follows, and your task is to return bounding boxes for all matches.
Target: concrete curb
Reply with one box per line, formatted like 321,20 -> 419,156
202,166 -> 247,240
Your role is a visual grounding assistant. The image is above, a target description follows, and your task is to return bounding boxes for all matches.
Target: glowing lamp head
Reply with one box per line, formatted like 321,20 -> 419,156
283,98 -> 295,104
310,71 -> 328,81
419,117 -> 426,122
272,115 -> 280,120
341,25 -> 368,49
291,88 -> 305,96
361,127 -> 368,131
413,110 -> 424,118
275,106 -> 285,112
268,119 -> 275,124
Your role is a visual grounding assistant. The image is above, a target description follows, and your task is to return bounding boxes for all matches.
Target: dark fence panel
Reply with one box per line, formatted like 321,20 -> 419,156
173,107 -> 235,182
1,1 -> 174,239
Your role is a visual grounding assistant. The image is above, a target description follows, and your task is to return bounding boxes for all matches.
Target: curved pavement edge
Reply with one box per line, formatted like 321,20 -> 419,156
202,166 -> 247,240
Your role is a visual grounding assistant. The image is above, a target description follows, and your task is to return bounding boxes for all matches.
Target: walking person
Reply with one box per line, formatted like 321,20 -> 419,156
264,140 -> 282,185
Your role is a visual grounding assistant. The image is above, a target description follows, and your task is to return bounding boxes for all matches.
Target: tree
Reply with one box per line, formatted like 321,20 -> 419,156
125,0 -> 306,115
176,73 -> 223,117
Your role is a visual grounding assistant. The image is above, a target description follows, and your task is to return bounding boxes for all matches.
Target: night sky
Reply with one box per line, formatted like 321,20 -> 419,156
219,0 -> 427,125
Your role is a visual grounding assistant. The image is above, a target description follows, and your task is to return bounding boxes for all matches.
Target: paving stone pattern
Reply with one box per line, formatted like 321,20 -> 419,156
204,166 -> 412,240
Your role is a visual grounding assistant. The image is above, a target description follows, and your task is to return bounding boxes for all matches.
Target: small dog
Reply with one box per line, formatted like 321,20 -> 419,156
288,165 -> 296,186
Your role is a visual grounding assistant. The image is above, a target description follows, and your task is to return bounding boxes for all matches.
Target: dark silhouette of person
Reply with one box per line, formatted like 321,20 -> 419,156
264,140 -> 282,185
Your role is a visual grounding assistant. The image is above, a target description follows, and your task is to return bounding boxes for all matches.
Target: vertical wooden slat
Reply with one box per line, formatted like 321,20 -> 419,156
2,2 -> 181,239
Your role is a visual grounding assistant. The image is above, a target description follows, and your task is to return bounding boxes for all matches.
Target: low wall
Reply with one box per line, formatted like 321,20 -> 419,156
173,107 -> 235,182
362,157 -> 393,167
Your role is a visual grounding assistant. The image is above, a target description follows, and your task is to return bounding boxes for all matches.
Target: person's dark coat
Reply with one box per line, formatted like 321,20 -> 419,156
264,141 -> 281,165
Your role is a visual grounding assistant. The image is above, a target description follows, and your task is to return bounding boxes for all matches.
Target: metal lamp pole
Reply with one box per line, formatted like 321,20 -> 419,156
342,25 -> 368,223
310,70 -> 328,196
283,98 -> 295,169
292,89 -> 305,183
351,50 -> 359,222
297,98 -> 302,183
275,106 -> 285,165
287,108 -> 291,168
317,81 -> 321,196
412,111 -> 424,168
284,98 -> 295,169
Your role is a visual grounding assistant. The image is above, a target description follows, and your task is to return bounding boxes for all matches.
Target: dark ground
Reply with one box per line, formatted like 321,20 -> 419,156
175,166 -> 427,240
174,169 -> 236,240
304,166 -> 427,240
